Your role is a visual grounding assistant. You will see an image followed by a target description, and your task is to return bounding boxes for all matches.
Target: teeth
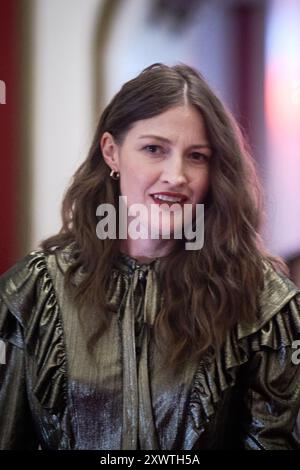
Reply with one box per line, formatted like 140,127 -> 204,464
152,194 -> 183,202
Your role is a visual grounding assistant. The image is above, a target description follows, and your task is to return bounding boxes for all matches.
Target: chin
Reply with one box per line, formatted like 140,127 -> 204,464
151,222 -> 183,239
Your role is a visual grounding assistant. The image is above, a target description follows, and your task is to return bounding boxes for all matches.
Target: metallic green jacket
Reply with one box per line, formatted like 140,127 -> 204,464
0,246 -> 300,449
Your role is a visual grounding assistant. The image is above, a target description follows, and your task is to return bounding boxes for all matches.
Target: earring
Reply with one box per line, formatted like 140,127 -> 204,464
110,169 -> 120,180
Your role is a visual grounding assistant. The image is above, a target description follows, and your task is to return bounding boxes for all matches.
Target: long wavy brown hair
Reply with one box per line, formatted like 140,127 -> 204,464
41,63 -> 287,367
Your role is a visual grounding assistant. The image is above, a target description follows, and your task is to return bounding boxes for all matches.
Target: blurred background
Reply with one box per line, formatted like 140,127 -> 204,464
0,0 -> 300,285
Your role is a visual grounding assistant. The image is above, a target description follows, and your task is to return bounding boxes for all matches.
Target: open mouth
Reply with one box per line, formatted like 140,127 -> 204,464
150,194 -> 188,206
151,193 -> 188,205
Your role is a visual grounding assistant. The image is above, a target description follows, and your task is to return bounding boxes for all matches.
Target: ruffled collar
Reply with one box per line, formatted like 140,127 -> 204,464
51,244 -> 300,332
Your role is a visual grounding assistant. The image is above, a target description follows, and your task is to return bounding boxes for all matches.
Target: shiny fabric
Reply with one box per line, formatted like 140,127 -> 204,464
1,245 -> 300,449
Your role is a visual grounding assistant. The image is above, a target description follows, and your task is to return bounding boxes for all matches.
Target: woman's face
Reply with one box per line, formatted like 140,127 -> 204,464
101,104 -> 212,239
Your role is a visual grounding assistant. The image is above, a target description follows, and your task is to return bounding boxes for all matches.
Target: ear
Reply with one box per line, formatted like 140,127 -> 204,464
100,131 -> 120,171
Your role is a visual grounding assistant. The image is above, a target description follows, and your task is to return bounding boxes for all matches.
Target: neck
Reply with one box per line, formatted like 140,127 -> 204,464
118,238 -> 175,261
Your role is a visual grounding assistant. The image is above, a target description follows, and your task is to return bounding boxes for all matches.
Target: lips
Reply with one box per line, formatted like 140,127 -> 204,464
150,192 -> 189,204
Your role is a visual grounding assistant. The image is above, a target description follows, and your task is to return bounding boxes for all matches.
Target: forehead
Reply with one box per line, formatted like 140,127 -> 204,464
126,105 -> 207,140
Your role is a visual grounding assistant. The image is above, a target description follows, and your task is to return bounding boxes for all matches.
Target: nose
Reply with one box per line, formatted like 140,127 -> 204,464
160,156 -> 188,186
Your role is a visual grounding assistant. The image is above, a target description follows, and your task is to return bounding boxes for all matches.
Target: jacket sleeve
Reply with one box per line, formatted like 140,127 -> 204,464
241,295 -> 300,449
0,296 -> 39,449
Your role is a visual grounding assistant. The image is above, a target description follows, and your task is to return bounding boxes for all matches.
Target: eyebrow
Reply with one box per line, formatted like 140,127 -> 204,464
138,134 -> 212,150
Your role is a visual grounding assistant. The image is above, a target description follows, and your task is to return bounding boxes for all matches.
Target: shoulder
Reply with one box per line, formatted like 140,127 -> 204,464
218,260 -> 300,387
216,260 -> 300,378
237,259 -> 300,341
190,261 -> 300,402
0,247 -> 71,412
0,245 -> 75,341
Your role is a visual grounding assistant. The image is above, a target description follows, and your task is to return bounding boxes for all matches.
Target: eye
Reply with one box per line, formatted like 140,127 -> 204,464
189,152 -> 209,163
143,145 -> 163,154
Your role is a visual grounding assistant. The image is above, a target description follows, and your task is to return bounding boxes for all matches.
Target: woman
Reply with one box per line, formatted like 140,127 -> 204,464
0,63 -> 300,450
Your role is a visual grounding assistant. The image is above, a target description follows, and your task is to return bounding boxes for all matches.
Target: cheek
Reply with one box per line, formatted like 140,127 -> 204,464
119,173 -> 154,203
122,166 -> 158,193
119,163 -> 138,192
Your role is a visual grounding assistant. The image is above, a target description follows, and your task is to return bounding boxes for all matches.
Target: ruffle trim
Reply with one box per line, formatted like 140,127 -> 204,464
0,249 -> 68,412
189,292 -> 300,431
